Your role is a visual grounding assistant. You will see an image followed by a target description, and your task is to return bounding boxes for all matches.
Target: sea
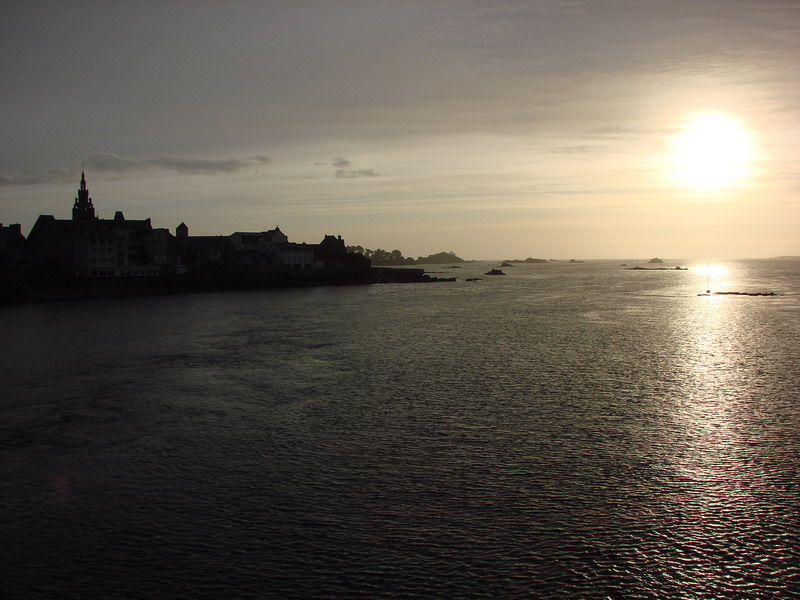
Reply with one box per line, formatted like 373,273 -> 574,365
2,258 -> 799,599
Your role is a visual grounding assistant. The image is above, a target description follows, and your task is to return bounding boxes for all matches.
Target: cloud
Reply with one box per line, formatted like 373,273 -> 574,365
0,153 -> 274,186
85,153 -> 145,173
547,145 -> 605,154
0,168 -> 75,186
589,126 -> 638,136
149,155 -> 250,174
85,153 -> 272,175
332,157 -> 379,178
335,169 -> 380,179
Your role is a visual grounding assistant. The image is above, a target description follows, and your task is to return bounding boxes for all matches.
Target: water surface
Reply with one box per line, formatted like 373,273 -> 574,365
2,259 -> 799,598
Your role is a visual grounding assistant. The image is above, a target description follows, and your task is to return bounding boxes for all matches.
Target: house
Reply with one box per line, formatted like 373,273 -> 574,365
229,227 -> 288,253
312,234 -> 371,278
269,242 -> 315,271
229,227 -> 313,272
0,223 -> 32,271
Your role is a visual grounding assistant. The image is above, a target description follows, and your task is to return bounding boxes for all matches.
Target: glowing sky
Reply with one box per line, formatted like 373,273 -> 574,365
2,0 -> 798,259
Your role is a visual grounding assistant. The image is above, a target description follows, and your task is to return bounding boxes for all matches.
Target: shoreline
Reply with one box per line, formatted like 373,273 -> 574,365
1,266 -> 453,305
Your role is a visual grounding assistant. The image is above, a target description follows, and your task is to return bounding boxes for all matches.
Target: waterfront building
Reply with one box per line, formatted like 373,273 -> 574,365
229,227 -> 313,271
0,223 -> 32,271
16,171 -> 369,284
27,172 -> 179,277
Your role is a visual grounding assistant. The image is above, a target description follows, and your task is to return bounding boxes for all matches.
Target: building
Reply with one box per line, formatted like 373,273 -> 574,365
0,223 -> 32,271
313,234 -> 371,278
269,241 -> 315,271
27,172 -> 178,277
229,227 -> 312,270
195,227 -> 314,273
229,227 -> 288,252
18,171 -> 369,285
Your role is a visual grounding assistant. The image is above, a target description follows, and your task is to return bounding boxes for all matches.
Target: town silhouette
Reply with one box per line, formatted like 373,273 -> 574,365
0,172 -> 444,303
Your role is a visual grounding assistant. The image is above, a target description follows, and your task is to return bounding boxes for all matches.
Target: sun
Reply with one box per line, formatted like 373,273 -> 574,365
672,114 -> 753,189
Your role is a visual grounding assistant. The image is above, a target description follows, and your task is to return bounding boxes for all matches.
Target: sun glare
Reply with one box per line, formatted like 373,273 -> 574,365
672,115 -> 752,189
694,263 -> 729,292
693,263 -> 727,278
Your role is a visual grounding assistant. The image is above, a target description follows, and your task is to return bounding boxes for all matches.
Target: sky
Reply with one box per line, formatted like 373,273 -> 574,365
2,0 -> 799,260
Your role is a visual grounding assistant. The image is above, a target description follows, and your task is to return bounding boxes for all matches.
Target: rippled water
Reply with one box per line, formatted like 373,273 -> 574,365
2,259 -> 799,599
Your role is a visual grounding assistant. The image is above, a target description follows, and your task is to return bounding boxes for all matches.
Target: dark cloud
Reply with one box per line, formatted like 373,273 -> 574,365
0,168 -> 75,186
85,153 -> 271,175
85,153 -> 145,172
335,168 -> 379,179
0,153 -> 273,186
150,155 -> 249,174
331,157 -> 379,178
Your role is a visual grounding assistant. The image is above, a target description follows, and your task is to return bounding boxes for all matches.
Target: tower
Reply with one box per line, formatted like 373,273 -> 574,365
72,170 -> 96,220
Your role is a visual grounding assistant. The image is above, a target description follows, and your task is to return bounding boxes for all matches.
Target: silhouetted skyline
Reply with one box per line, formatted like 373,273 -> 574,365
2,1 -> 799,259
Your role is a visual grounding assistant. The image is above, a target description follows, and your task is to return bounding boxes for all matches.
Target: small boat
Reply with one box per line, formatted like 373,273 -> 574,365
484,269 -> 505,275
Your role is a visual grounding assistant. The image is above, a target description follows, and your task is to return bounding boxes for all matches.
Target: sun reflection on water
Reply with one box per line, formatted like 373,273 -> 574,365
677,296 -> 743,474
655,291 -> 772,591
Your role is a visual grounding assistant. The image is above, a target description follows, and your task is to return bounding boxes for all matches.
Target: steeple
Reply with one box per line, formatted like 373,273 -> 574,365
72,170 -> 96,220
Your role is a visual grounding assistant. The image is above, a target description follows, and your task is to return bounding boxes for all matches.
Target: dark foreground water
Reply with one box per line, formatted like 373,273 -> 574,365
2,259 -> 799,599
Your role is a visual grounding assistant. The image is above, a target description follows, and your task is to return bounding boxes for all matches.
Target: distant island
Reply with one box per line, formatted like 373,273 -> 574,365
347,247 -> 465,265
627,266 -> 687,271
346,248 -> 554,266
505,257 -> 548,263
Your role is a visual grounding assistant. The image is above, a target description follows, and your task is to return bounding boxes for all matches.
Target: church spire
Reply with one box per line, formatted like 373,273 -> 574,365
72,169 -> 96,220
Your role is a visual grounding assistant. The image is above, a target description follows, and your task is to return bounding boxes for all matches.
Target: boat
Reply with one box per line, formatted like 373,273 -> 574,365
484,269 -> 505,275
648,257 -> 663,263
